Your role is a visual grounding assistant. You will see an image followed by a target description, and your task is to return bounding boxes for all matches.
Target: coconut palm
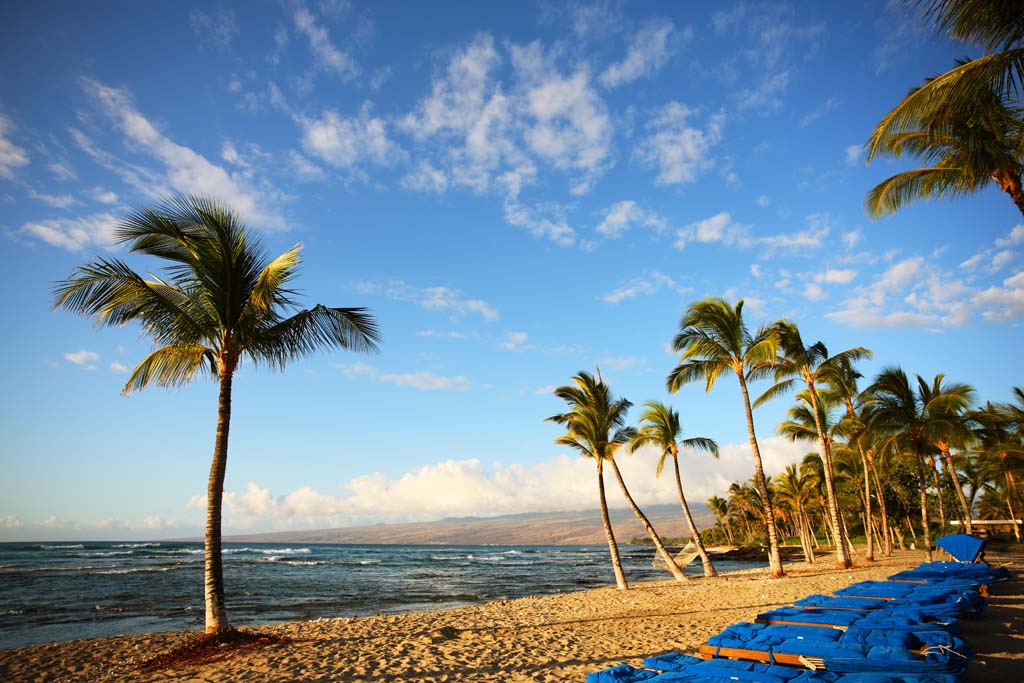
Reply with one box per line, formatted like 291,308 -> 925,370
757,321 -> 870,569
866,70 -> 1024,217
629,401 -> 720,577
546,371 -> 689,587
971,402 -> 1024,540
822,357 -> 889,558
53,196 -> 381,633
707,495 -> 734,544
864,368 -> 975,562
774,464 -> 818,563
667,298 -> 785,578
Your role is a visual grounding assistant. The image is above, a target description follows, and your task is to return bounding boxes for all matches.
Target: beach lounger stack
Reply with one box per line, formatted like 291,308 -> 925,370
586,540 -> 1010,683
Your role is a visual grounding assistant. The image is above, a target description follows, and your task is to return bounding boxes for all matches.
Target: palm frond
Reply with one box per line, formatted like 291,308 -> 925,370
122,344 -> 217,394
249,306 -> 381,369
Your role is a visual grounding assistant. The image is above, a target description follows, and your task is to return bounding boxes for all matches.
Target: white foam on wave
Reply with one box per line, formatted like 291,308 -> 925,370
41,544 -> 84,550
112,542 -> 161,548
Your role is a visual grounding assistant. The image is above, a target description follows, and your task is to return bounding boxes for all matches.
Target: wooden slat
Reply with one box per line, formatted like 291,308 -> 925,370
755,617 -> 846,630
697,644 -> 819,668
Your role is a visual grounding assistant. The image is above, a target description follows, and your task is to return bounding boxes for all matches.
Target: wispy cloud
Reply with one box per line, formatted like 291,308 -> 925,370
335,362 -> 470,391
354,279 -> 499,321
634,102 -> 724,185
595,200 -> 667,238
63,349 -> 99,369
293,6 -> 358,81
602,271 -> 688,303
800,97 -> 838,127
600,20 -> 681,88
0,113 -> 29,180
189,8 -> 239,52
21,212 -> 119,251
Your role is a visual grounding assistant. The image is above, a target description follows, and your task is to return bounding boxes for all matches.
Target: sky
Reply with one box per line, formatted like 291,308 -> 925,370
1,1 -> 1021,541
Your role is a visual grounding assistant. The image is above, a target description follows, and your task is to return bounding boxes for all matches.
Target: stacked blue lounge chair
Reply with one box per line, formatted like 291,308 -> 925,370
586,535 -> 1009,683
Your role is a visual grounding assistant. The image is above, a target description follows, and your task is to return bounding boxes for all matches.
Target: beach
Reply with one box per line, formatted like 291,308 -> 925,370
2,549 -> 1020,682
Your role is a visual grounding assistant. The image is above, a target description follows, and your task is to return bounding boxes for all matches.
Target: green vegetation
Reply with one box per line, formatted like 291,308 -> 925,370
54,196 -> 380,633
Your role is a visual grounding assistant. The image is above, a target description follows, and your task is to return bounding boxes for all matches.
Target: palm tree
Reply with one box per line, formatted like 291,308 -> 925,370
707,495 -> 734,544
774,464 -> 817,564
667,298 -> 785,577
822,357 -> 887,559
757,321 -> 870,569
864,368 -> 974,562
53,196 -> 380,634
971,402 -> 1024,540
546,371 -> 689,587
629,401 -> 720,577
866,1 -> 1024,217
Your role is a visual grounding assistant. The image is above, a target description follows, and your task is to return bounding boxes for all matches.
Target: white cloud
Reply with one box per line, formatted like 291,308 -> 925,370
89,187 -> 119,204
598,356 -> 645,372
600,20 -> 678,88
736,70 -> 790,112
750,263 -> 763,278
1,514 -> 26,529
335,362 -> 470,391
973,271 -> 1024,321
815,268 -> 857,285
110,362 -> 129,373
602,271 -> 688,304
635,102 -> 724,185
844,144 -> 864,166
293,6 -> 358,81
500,331 -> 531,351
286,150 -> 327,182
401,160 -> 448,193
189,9 -> 239,52
300,106 -> 400,169
800,97 -> 838,127
675,212 -> 749,249
595,200 -> 666,238
803,283 -> 826,301
64,349 -> 99,369
534,384 -> 558,396
355,279 -> 499,321
191,436 -> 808,528
503,199 -> 576,247
81,78 -> 289,230
27,189 -> 79,209
991,249 -> 1016,272
755,195 -> 771,207
48,159 -> 77,181
996,225 -> 1024,247
842,229 -> 862,250
416,330 -> 466,339
21,211 -> 119,251
0,113 -> 29,180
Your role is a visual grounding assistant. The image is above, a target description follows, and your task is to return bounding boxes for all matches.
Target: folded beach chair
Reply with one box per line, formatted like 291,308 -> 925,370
698,621 -> 971,675
755,606 -> 958,634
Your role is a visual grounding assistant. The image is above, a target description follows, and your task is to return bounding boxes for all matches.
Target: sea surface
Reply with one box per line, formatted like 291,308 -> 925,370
0,542 -> 762,649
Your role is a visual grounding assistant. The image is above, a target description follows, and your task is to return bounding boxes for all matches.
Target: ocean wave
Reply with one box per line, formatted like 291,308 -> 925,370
87,566 -> 179,575
81,551 -> 133,557
41,544 -> 84,550
284,560 -> 324,566
222,547 -> 312,555
112,542 -> 161,548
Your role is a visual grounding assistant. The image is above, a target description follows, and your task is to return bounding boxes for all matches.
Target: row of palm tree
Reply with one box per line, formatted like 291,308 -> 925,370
548,296 -> 1024,588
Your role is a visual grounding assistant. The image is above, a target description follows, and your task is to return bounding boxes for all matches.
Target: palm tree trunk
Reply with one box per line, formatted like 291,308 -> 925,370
992,167 -> 1024,217
914,451 -> 934,562
867,452 -> 891,556
608,459 -> 689,582
859,445 -> 874,562
596,460 -> 628,590
736,374 -> 785,578
940,447 -> 972,535
805,383 -> 851,569
1004,462 -> 1022,542
670,452 -> 717,577
205,371 -> 233,634
931,456 -> 947,532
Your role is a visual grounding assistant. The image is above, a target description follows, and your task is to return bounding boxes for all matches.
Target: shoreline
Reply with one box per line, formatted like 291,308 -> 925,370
1,550 -> 1020,682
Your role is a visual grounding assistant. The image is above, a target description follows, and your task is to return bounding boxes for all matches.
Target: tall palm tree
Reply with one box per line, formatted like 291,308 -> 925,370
53,196 -> 380,634
822,357 -> 890,558
757,322 -> 870,569
667,298 -> 784,578
546,371 -> 690,587
971,402 -> 1024,540
629,401 -> 720,577
864,368 -> 974,562
707,495 -> 734,544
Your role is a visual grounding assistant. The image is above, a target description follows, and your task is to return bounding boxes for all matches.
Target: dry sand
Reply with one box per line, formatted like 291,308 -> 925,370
1,550 -> 1020,683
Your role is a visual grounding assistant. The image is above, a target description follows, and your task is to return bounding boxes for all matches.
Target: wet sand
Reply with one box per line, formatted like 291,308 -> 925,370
0,550 -> 1019,682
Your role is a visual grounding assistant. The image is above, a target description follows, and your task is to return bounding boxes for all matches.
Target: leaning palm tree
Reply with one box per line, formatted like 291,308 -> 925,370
774,464 -> 818,564
629,401 -> 720,577
53,196 -> 380,634
864,368 -> 974,562
757,321 -> 870,569
546,371 -> 689,587
667,298 -> 785,578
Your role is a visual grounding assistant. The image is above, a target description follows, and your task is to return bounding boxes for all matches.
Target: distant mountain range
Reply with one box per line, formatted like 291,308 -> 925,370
223,504 -> 717,546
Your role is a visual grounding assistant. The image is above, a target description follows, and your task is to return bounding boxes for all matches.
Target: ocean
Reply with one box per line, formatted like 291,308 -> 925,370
0,541 -> 762,650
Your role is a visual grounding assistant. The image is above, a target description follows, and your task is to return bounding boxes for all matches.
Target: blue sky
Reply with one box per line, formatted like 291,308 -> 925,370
1,1 -> 1021,540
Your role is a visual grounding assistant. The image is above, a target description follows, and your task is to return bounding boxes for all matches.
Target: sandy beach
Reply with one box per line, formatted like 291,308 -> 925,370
1,549 -> 1020,683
